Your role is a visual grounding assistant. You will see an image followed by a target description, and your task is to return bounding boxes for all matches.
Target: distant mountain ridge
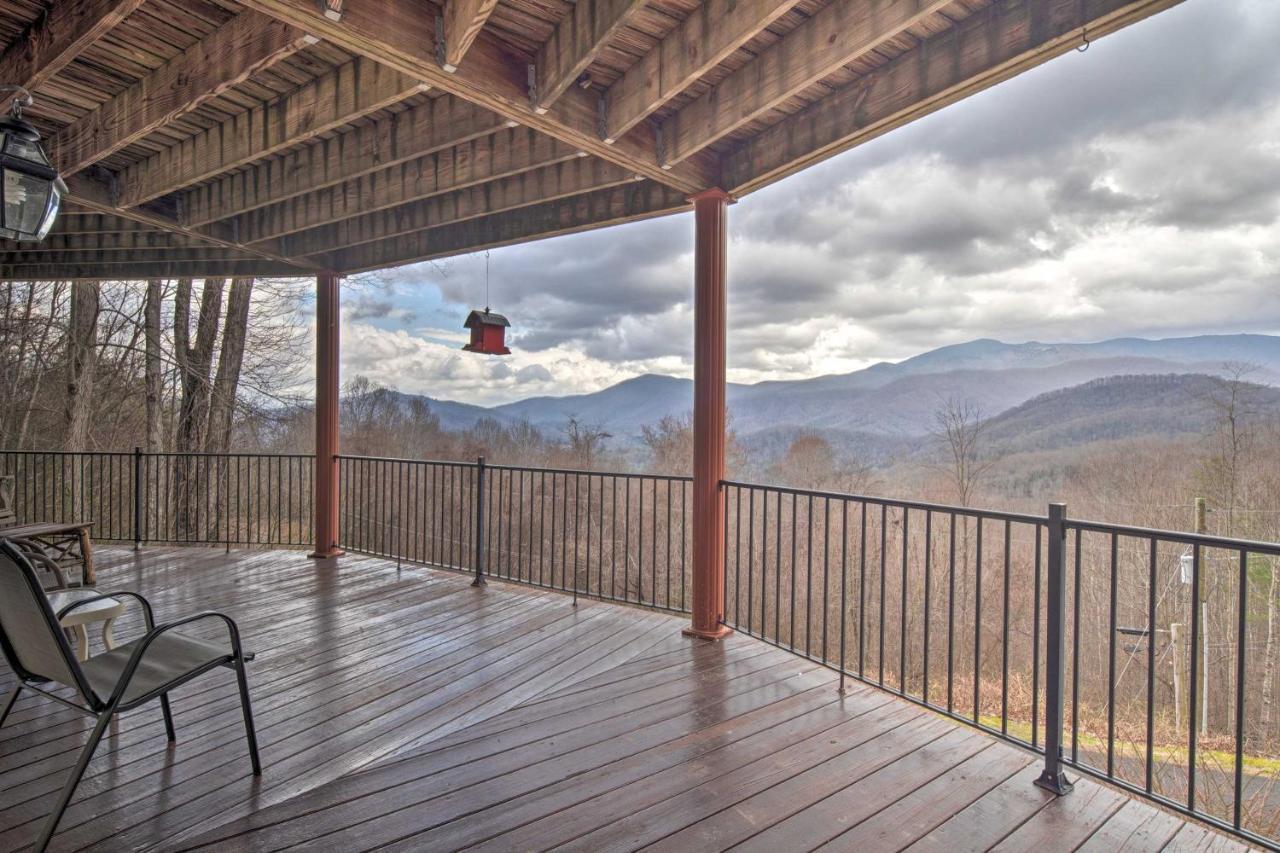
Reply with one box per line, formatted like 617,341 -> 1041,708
393,334 -> 1280,446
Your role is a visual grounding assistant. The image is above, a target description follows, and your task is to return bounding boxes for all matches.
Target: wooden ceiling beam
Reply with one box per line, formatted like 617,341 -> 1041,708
236,0 -> 720,193
238,128 -> 585,246
0,259 -> 305,281
48,12 -> 317,175
660,0 -> 952,166
724,0 -> 1184,194
64,172 -> 320,270
441,0 -> 502,73
324,179 -> 689,273
115,55 -> 430,208
181,95 -> 508,226
0,0 -> 147,92
23,229 -> 221,252
532,0 -> 648,114
1,247 -> 253,262
284,157 -> 639,257
601,0 -> 801,143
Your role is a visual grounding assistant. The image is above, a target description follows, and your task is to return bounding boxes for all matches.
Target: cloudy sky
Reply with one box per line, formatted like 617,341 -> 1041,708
340,0 -> 1280,406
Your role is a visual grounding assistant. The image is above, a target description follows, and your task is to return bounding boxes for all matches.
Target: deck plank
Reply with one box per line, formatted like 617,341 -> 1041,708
0,546 -> 1254,852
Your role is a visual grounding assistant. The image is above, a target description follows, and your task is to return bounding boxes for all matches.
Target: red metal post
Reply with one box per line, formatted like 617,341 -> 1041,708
684,188 -> 733,640
310,272 -> 343,558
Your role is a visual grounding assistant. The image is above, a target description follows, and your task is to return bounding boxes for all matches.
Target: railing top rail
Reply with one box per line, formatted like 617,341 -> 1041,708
486,462 -> 692,482
719,479 -> 1048,526
0,449 -> 315,460
336,453 -> 478,467
1063,517 -> 1280,555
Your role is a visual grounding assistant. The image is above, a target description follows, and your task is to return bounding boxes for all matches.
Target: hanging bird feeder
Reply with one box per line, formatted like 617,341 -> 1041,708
461,251 -> 512,355
462,308 -> 511,355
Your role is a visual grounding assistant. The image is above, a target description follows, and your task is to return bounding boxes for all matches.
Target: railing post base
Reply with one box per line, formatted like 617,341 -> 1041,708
308,548 -> 345,559
470,576 -> 487,588
1033,770 -> 1074,796
682,624 -> 732,641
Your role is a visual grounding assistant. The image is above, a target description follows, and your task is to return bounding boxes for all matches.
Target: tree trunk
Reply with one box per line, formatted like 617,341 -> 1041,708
144,281 -> 164,453
65,283 -> 99,451
172,279 -> 223,537
205,278 -> 252,453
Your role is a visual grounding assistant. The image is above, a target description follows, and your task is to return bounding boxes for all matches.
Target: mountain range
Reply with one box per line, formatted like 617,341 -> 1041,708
402,334 -> 1280,458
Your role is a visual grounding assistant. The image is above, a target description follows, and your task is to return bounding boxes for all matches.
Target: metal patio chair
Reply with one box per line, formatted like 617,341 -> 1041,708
0,540 -> 261,852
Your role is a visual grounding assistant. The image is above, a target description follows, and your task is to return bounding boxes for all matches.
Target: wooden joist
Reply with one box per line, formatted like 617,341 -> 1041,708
1,247 -> 255,263
600,0 -> 801,143
48,12 -> 316,175
284,157 -> 639,257
114,55 -> 430,208
441,0 -> 502,73
0,0 -> 145,92
723,0 -> 1185,193
11,228 -> 220,252
236,0 -> 720,194
64,173 -> 319,270
326,179 -> 689,272
660,0 -> 953,165
181,96 -> 508,226
0,259 -> 306,281
532,0 -> 649,114
238,128 -> 585,246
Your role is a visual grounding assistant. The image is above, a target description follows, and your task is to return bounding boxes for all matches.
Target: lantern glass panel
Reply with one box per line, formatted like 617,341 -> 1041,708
4,134 -> 49,165
36,180 -> 61,239
4,168 -> 52,236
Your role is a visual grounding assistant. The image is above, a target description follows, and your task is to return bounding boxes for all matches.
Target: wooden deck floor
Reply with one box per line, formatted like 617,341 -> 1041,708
0,547 -> 1250,852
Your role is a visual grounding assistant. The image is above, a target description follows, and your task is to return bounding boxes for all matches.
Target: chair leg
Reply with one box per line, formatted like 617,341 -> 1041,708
233,657 -> 262,775
0,683 -> 22,729
160,693 -> 177,742
34,707 -> 114,853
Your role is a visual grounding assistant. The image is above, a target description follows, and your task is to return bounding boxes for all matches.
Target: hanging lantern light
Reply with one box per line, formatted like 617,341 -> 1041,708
0,86 -> 66,242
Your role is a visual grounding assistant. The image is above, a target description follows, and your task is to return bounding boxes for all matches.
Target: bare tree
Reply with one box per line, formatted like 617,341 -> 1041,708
64,283 -> 100,451
173,279 -> 223,453
205,278 -> 253,453
144,280 -> 164,453
930,397 -> 993,507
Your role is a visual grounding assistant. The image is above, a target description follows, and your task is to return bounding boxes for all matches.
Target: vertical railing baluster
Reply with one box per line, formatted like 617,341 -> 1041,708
473,456 -> 486,586
132,446 -> 143,551
1035,502 -> 1074,795
1233,548 -> 1247,830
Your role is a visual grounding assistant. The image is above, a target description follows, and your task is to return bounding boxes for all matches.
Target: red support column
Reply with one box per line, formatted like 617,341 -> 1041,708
684,188 -> 733,640
310,272 -> 343,559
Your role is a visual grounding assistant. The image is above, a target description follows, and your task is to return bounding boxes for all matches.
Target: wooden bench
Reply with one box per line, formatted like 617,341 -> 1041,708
0,521 -> 97,585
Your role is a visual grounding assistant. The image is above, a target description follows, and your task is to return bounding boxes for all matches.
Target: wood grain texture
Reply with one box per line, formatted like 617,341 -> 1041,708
0,545 -> 1248,851
659,0 -> 953,165
282,156 -> 638,257
533,0 -> 649,112
115,55 -> 430,208
180,95 -> 508,226
235,0 -> 721,194
0,0 -> 146,91
48,12 -> 313,175
237,127 -> 585,247
602,0 -> 802,142
327,179 -> 690,272
443,0 -> 503,71
724,0 -> 1188,194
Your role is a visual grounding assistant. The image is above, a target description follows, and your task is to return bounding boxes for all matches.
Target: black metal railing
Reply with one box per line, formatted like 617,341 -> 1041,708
4,447 -> 1278,847
721,480 -> 1280,849
0,449 -> 314,548
336,455 -> 692,613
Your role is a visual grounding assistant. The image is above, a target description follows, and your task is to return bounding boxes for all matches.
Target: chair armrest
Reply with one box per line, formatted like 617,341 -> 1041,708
105,610 -> 249,705
56,590 -> 156,629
